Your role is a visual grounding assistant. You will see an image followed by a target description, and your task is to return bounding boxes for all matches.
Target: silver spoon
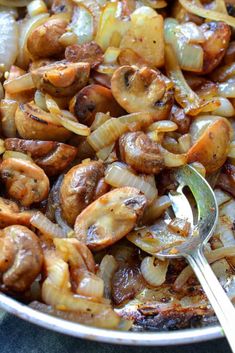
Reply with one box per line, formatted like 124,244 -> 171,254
155,165 -> 235,351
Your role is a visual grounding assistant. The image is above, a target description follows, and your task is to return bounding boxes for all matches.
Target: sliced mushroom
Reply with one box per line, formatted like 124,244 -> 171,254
111,66 -> 173,120
74,187 -> 147,251
65,42 -> 103,68
0,197 -> 33,228
0,225 -> 43,292
119,131 -> 164,174
5,138 -> 77,176
200,21 -> 231,74
31,61 -> 90,97
216,163 -> 235,198
169,105 -> 190,134
15,103 -> 72,141
70,84 -> 125,126
60,161 -> 108,226
27,18 -> 67,59
187,117 -> 232,174
0,158 -> 49,207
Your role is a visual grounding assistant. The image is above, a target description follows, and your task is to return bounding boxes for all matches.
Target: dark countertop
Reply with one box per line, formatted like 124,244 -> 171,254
0,311 -> 231,353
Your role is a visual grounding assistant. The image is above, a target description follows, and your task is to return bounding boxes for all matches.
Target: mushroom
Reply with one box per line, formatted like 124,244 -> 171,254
0,225 -> 43,292
15,103 -> 72,141
216,163 -> 235,198
5,138 -> 77,176
74,187 -> 147,251
60,161 -> 109,226
119,131 -> 164,174
31,61 -> 90,97
70,84 -> 125,126
0,197 -> 33,228
27,18 -> 67,59
187,117 -> 232,173
111,65 -> 173,120
65,42 -> 103,68
200,21 -> 231,74
169,105 -> 190,134
0,158 -> 50,207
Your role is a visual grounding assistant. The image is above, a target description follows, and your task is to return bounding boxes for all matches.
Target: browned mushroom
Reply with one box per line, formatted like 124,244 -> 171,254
0,197 -> 33,228
169,105 -> 190,134
0,158 -> 50,207
187,117 -> 232,174
119,131 -> 164,174
15,103 -> 72,142
74,187 -> 147,251
31,61 -> 90,97
0,225 -> 43,292
60,161 -> 109,226
216,163 -> 235,198
111,66 -> 173,120
5,138 -> 77,176
65,42 -> 103,68
200,21 -> 231,74
27,18 -> 67,59
70,84 -> 125,126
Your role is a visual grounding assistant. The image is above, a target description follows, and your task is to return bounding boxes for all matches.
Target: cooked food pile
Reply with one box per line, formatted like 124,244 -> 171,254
0,0 -> 235,331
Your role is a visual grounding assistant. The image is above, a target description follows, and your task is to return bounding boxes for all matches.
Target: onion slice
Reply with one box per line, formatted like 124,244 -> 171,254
17,13 -> 49,69
4,73 -> 35,94
179,0 -> 235,28
105,163 -> 158,202
30,211 -> 67,239
0,11 -> 18,71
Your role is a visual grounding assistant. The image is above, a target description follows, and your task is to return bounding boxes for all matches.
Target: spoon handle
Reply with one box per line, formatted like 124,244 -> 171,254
187,247 -> 235,352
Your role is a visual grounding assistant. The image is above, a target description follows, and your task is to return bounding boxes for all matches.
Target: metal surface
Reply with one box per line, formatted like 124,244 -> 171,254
0,291 -> 223,346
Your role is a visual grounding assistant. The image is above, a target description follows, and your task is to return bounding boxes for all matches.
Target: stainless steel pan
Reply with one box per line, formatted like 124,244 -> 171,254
0,291 -> 222,346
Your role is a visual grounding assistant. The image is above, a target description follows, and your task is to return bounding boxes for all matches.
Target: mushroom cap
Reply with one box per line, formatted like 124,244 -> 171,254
74,187 -> 147,251
111,65 -> 173,120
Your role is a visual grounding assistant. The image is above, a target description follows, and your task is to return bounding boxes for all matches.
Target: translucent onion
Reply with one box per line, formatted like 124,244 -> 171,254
45,94 -> 90,136
27,0 -> 48,17
140,256 -> 169,287
0,139 -> 5,155
218,82 -> 235,98
30,211 -> 67,239
189,162 -> 206,177
0,11 -> 18,71
3,150 -> 32,161
211,63 -> 235,83
0,0 -> 31,6
160,147 -> 187,167
73,0 -> 101,34
104,163 -> 158,202
90,112 -> 111,131
98,255 -> 118,299
174,246 -> 235,290
212,97 -> 235,118
103,47 -> 121,65
179,0 -> 235,28
142,195 -> 171,225
17,13 -> 49,69
96,144 -> 114,161
165,44 -> 201,116
164,18 -> 204,72
119,112 -> 153,130
3,73 -> 35,94
76,270 -> 104,299
34,90 -> 47,111
178,133 -> 192,153
95,2 -> 130,50
87,118 -> 128,151
214,189 -> 231,207
146,120 -> 178,133
0,99 -> 17,137
42,253 -> 121,329
141,0 -> 167,8
69,4 -> 94,45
